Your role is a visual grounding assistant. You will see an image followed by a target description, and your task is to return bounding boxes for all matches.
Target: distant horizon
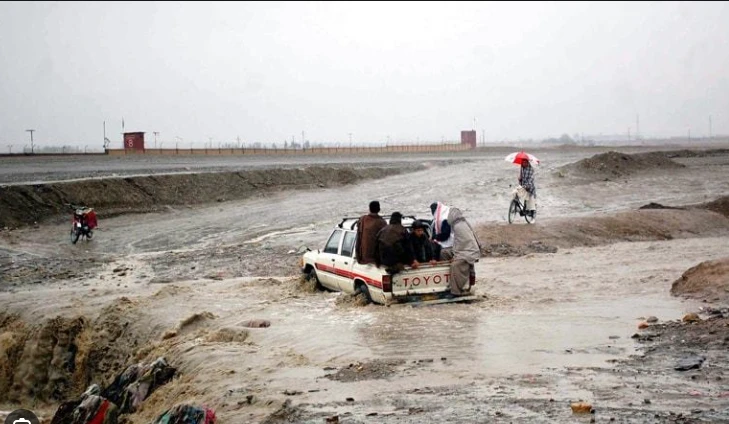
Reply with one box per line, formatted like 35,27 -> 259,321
1,133 -> 726,155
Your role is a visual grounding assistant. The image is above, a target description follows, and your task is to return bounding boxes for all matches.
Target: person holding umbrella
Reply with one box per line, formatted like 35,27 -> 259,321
518,159 -> 537,217
505,151 -> 540,218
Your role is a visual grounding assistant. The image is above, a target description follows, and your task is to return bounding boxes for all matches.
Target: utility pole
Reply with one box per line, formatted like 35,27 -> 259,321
636,114 -> 640,139
153,131 -> 159,148
709,115 -> 713,139
348,133 -> 353,148
628,127 -> 631,141
25,129 -> 35,153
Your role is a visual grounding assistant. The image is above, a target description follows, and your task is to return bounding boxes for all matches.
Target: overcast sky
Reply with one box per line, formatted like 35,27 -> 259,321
1,1 -> 728,149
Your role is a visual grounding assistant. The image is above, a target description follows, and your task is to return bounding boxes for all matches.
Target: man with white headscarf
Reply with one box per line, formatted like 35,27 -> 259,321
430,202 -> 482,297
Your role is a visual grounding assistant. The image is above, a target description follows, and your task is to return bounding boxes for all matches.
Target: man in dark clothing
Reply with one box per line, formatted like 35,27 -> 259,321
410,219 -> 439,266
374,212 -> 417,274
355,200 -> 387,265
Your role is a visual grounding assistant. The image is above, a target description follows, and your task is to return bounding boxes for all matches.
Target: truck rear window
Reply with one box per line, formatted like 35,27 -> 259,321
341,231 -> 356,257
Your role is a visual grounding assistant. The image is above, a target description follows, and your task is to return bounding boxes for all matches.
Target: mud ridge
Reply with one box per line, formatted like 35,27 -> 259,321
671,257 -> 729,303
0,165 -> 422,228
556,150 -> 686,180
477,198 -> 729,257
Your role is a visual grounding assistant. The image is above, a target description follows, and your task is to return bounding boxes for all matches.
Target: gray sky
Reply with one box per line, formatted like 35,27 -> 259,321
1,1 -> 728,149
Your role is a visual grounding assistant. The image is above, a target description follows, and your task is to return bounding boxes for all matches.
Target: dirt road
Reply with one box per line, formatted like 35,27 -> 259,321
1,146 -> 729,423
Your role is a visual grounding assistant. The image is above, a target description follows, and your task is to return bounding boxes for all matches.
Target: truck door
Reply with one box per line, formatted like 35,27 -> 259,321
315,229 -> 343,290
333,230 -> 357,292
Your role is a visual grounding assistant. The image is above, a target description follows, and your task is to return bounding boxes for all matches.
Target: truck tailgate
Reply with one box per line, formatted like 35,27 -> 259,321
391,264 -> 452,297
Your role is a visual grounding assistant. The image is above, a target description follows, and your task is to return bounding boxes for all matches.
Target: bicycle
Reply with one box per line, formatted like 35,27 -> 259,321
508,186 -> 537,224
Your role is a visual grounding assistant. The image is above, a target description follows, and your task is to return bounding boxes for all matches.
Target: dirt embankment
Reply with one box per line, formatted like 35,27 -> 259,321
670,257 -> 729,303
477,197 -> 729,257
555,151 -> 686,180
0,165 -> 420,228
0,297 -> 160,405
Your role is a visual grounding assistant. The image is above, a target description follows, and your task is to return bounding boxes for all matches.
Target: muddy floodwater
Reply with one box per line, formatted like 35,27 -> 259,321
2,146 -> 729,423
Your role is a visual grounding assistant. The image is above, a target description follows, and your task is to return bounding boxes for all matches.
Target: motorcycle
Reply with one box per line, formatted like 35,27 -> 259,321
68,203 -> 97,244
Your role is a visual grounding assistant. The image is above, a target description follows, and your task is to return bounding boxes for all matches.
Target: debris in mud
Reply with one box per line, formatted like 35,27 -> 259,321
570,402 -> 593,414
683,313 -> 701,323
647,316 -> 659,323
639,202 -> 683,210
675,355 -> 706,371
261,399 -> 304,424
151,403 -> 216,424
631,332 -> 661,342
324,359 -> 406,382
51,384 -> 119,424
481,241 -> 558,257
102,357 -> 177,414
242,319 -> 271,328
50,357 -> 177,422
638,322 -> 650,329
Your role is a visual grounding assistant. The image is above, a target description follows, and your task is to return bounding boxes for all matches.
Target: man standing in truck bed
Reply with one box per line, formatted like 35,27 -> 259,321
355,200 -> 387,265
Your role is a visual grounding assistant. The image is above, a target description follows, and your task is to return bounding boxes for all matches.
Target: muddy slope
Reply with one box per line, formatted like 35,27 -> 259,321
477,198 -> 729,257
0,296 -> 161,404
556,150 -> 685,180
670,257 -> 729,303
0,165 -> 419,228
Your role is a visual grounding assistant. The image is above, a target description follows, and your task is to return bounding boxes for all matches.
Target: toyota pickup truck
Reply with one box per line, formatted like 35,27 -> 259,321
300,215 -> 477,306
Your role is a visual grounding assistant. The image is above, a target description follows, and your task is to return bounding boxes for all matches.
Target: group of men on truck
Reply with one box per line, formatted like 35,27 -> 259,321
354,200 -> 482,297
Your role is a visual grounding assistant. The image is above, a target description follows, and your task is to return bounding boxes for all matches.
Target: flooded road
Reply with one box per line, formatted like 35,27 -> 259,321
1,147 -> 729,423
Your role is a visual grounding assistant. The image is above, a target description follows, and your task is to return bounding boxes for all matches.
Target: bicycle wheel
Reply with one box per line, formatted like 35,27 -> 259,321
508,199 -> 519,224
525,208 -> 537,224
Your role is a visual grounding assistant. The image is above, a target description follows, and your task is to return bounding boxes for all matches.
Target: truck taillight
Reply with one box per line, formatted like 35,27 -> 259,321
382,275 -> 391,292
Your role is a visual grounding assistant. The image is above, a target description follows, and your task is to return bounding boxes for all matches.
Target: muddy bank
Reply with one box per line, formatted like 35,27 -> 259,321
671,257 -> 729,304
0,165 -> 421,228
0,296 -> 164,405
477,203 -> 729,257
556,150 -> 685,180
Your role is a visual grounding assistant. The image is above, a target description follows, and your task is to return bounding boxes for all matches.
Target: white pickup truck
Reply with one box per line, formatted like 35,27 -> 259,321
300,215 -> 477,306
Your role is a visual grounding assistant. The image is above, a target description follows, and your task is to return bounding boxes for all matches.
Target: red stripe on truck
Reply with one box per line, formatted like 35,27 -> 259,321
315,263 -> 383,289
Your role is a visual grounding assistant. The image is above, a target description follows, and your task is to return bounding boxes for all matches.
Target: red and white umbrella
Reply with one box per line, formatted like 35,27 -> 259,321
504,151 -> 540,166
